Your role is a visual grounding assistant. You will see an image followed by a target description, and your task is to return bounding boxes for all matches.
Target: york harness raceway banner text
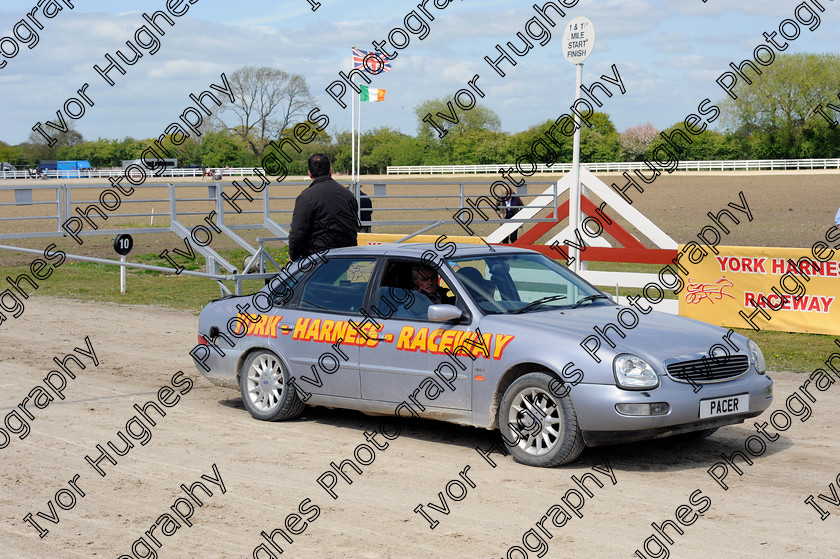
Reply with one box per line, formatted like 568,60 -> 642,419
679,245 -> 840,335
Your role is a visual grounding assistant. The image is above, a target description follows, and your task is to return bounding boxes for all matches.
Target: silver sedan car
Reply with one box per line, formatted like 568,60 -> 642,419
192,243 -> 773,467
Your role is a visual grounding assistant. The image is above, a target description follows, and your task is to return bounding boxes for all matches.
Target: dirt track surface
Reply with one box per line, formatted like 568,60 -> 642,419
2,297 -> 839,558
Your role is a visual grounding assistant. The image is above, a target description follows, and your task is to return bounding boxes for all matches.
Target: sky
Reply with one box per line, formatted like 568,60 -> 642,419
1,0 -> 838,145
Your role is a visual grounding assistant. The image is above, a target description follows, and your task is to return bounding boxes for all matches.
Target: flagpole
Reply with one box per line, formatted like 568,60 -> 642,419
351,59 -> 356,182
357,91 -> 362,180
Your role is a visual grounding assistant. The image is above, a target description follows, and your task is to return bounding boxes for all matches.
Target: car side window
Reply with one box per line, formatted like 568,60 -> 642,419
299,258 -> 376,313
372,260 -> 462,321
269,267 -> 307,307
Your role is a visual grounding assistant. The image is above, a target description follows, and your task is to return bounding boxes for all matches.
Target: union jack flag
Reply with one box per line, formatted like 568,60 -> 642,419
352,47 -> 391,74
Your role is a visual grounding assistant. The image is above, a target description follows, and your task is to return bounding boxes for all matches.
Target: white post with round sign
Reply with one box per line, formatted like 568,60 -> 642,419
562,16 -> 595,274
114,234 -> 133,294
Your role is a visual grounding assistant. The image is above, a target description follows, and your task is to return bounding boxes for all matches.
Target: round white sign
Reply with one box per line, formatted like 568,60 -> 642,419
562,16 -> 595,64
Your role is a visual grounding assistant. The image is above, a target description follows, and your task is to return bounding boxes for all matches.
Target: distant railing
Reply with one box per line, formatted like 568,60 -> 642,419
3,158 -> 839,179
0,167 -> 248,180
385,158 -> 840,174
0,179 -> 668,303
0,180 -> 559,242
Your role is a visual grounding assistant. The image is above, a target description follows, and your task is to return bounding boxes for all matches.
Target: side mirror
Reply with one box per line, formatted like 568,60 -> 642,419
427,304 -> 462,322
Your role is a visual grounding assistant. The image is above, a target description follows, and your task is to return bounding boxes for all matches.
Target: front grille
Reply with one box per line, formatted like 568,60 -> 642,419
666,354 -> 750,384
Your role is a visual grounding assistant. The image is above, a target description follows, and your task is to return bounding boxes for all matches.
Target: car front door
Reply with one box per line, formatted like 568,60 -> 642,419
357,259 -> 476,410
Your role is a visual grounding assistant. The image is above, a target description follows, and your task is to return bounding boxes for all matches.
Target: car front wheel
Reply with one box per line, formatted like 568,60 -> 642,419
498,372 -> 585,467
239,350 -> 305,421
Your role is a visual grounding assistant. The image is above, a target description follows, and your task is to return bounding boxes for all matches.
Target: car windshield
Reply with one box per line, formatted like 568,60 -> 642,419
446,253 -> 610,314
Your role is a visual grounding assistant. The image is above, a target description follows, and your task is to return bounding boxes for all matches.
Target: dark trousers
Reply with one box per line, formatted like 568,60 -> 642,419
502,227 -> 519,244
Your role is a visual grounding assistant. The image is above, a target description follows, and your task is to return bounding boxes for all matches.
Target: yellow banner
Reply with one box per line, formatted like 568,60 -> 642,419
678,245 -> 840,335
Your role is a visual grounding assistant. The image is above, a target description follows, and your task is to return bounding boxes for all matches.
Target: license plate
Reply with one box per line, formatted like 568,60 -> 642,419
699,393 -> 749,419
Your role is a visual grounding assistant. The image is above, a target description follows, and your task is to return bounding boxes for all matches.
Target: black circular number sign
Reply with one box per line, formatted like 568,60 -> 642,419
114,234 -> 133,256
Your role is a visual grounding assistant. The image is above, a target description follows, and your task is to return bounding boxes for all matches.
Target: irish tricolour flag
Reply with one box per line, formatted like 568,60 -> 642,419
359,85 -> 386,102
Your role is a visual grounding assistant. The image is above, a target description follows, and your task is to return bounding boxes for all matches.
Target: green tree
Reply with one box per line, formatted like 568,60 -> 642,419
0,141 -> 24,166
581,113 -> 621,162
414,96 -> 503,164
109,137 -> 146,165
151,135 -> 202,166
359,127 -> 421,173
798,117 -> 840,158
199,131 -> 256,168
325,129 -> 353,174
720,52 -> 840,158
285,127 -> 332,175
414,96 -> 502,139
505,112 -> 619,166
646,123 -> 740,161
506,120 -> 568,164
447,129 -> 509,165
54,137 -> 145,167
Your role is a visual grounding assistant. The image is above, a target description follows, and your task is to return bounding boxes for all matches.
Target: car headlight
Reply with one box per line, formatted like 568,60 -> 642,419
613,354 -> 659,390
747,339 -> 766,374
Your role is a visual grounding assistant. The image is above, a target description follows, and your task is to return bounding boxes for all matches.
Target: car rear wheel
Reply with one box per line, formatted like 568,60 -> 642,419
239,350 -> 305,421
499,372 -> 585,467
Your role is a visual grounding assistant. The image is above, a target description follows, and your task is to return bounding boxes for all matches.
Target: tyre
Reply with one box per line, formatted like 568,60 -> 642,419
498,372 -> 585,467
239,350 -> 305,421
242,254 -> 259,274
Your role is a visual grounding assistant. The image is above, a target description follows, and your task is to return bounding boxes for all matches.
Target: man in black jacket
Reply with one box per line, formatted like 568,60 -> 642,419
289,154 -> 359,262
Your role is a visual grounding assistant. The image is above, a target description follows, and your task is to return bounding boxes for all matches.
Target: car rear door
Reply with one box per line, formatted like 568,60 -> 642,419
281,257 -> 377,398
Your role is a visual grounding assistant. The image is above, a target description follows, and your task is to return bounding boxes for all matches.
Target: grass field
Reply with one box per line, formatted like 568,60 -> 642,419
1,171 -> 838,372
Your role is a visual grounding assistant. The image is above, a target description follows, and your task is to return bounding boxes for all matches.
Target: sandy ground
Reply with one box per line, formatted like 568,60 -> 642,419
1,296 -> 839,558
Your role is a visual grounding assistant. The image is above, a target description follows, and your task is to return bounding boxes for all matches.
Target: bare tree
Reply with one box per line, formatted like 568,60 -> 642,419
26,124 -> 84,161
196,114 -> 224,145
220,66 -> 314,159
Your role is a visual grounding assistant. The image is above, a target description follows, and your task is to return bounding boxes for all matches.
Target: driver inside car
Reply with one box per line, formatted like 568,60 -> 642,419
411,265 -> 448,304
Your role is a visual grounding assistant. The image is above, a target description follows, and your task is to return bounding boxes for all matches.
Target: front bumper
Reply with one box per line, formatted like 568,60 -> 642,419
570,373 -> 773,446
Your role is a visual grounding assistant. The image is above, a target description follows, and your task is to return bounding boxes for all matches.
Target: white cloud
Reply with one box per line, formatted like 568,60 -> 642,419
0,0 -> 837,144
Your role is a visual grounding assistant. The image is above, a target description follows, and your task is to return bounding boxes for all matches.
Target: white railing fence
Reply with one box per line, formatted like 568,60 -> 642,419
2,158 -> 839,180
0,167 -> 238,180
385,158 -> 840,174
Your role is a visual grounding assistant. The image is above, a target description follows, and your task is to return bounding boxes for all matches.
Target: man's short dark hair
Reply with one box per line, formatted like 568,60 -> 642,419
308,153 -> 331,178
412,266 -> 438,283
